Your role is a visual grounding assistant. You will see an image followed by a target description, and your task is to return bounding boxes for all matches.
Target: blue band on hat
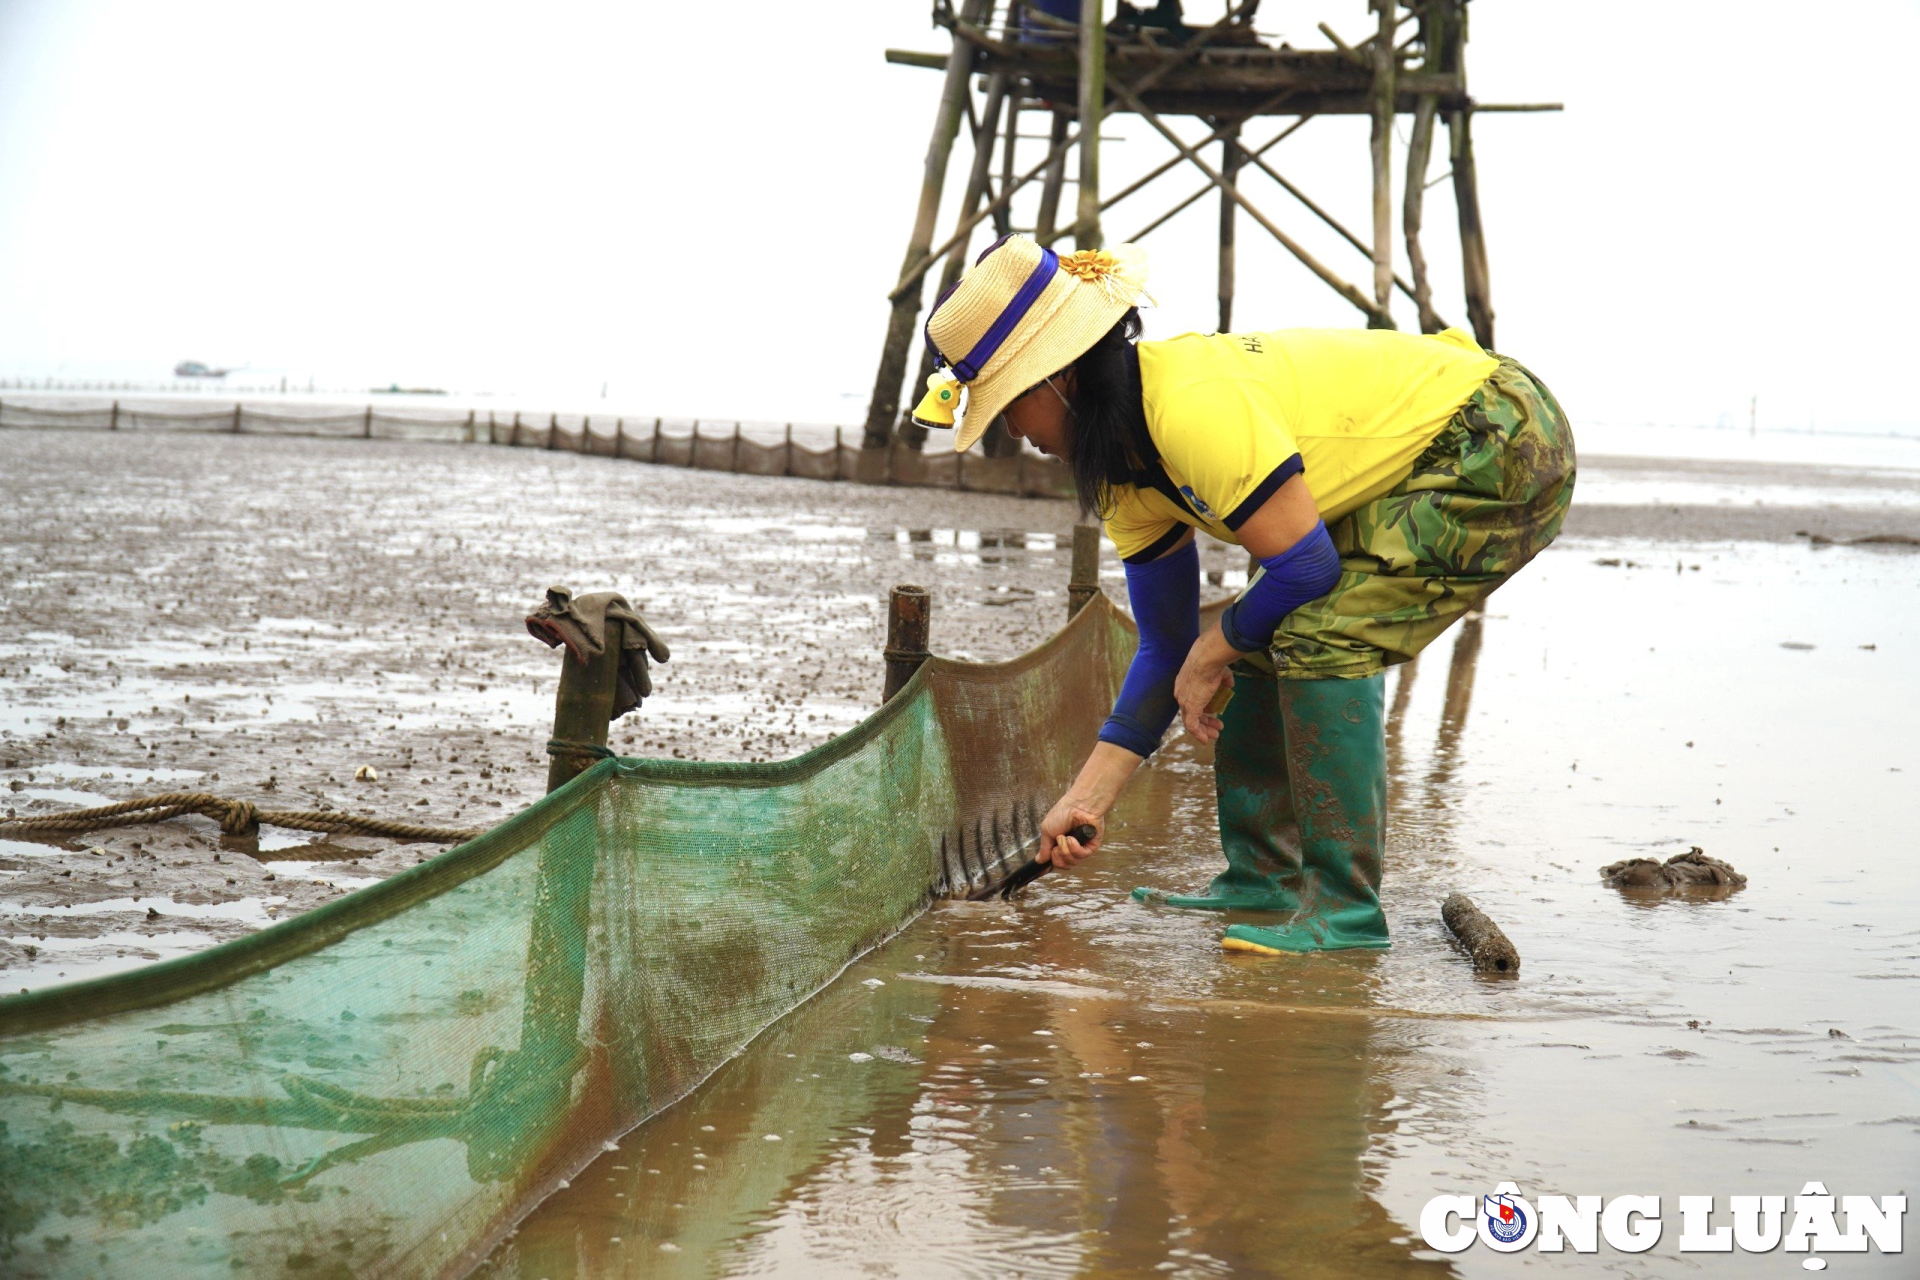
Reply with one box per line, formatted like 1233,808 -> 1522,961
949,248 -> 1059,382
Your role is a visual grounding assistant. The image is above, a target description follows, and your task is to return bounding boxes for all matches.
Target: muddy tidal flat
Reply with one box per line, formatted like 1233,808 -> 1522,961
3,427 -> 1918,1276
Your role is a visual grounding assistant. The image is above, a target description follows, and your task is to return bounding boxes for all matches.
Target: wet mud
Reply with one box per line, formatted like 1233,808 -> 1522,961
5,428 -> 1920,1276
2,429 -> 1279,989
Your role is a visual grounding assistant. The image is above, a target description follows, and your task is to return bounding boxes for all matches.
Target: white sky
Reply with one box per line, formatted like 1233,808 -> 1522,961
1,0 -> 1916,434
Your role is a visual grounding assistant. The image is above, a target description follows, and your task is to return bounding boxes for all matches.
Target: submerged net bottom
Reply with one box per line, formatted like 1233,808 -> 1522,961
0,599 -> 1135,1278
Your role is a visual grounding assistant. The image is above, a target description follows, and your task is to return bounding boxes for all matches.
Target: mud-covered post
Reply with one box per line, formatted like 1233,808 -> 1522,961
1442,892 -> 1520,974
231,403 -> 242,433
363,405 -> 374,438
546,621 -> 623,794
1076,0 -> 1106,250
1068,522 -> 1101,617
108,400 -> 119,431
882,584 -> 932,703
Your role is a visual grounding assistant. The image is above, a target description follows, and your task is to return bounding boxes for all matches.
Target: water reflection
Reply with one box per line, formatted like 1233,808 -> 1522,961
492,753 -> 1448,1277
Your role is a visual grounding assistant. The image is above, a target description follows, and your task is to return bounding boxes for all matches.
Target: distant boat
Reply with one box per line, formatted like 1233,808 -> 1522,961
173,361 -> 231,378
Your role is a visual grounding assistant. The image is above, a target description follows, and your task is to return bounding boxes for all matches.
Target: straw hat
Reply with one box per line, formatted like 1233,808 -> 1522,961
912,235 -> 1150,452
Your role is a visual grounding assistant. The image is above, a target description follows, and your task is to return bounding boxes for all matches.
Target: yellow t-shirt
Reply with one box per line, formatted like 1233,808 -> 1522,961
1103,327 -> 1498,561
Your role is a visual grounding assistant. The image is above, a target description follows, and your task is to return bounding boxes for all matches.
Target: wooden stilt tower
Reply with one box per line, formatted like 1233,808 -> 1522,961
861,0 -> 1557,466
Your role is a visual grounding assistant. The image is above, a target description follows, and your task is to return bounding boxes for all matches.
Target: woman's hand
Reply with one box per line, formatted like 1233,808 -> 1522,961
1174,626 -> 1242,744
1038,797 -> 1104,870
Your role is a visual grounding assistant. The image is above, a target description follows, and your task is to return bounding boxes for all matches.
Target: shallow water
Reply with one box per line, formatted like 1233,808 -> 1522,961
487,543 -> 1918,1278
3,429 -> 1915,1273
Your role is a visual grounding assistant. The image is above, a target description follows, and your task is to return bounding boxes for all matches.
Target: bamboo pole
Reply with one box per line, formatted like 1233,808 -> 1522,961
882,585 -> 932,703
109,400 -> 119,431
783,422 -> 793,476
1438,0 -> 1493,347
1067,523 -> 1101,617
860,0 -> 990,453
995,85 -> 1020,239
1106,78 -> 1391,326
650,416 -> 662,463
1368,0 -> 1397,326
1075,0 -> 1105,251
1217,120 -> 1241,333
731,421 -> 742,471
903,70 -> 1012,453
1034,108 -> 1071,241
1402,6 -> 1443,334
613,416 -> 624,455
364,406 -> 373,439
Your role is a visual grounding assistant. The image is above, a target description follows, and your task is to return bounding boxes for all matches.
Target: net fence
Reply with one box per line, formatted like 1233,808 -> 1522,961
0,400 -> 1076,498
0,598 -> 1135,1279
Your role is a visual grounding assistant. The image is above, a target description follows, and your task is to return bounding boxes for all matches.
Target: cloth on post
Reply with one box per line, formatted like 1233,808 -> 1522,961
525,586 -> 671,719
1259,357 -> 1576,680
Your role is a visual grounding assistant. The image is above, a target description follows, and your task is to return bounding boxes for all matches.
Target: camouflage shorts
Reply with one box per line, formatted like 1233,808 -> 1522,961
1265,357 -> 1576,680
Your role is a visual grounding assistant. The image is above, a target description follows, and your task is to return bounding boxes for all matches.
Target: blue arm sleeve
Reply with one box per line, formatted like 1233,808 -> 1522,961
1218,520 -> 1343,653
1098,538 -> 1200,758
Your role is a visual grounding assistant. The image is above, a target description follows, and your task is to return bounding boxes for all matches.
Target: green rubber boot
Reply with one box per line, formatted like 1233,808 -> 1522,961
1222,673 -> 1390,954
1132,662 -> 1304,913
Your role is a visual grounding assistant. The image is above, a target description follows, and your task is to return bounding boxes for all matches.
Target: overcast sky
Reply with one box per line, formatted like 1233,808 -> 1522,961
1,1 -> 1915,436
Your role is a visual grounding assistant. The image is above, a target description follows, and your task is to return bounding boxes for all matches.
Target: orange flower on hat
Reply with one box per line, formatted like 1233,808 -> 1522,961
1059,249 -> 1118,283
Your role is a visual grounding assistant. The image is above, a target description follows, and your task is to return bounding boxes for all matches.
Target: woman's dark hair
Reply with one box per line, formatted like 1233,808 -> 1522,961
1062,307 -> 1149,520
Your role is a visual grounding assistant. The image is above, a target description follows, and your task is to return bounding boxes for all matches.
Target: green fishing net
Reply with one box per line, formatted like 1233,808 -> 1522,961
0,599 -> 1134,1278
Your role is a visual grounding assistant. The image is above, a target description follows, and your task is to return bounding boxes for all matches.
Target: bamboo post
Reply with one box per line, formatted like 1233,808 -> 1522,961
1067,522 -> 1100,617
544,612 -> 624,794
902,69 -> 1012,453
783,423 -> 793,476
1034,108 -> 1071,241
511,410 -> 522,445
688,420 -> 700,467
731,421 -> 742,471
548,412 -> 559,450
488,409 -> 496,443
1075,0 -> 1106,251
613,416 -> 624,456
464,408 -> 476,442
1217,120 -> 1241,333
364,405 -> 374,439
860,0 -> 990,453
108,400 -> 119,431
835,425 -> 844,479
994,86 -> 1019,239
651,416 -> 662,463
1438,0 -> 1493,347
882,584 -> 932,703
1399,0 -> 1446,334
1367,0 -> 1397,327
231,403 -> 242,434
579,415 -> 590,453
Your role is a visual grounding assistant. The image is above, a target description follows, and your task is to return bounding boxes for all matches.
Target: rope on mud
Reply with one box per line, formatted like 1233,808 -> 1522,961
0,792 -> 483,843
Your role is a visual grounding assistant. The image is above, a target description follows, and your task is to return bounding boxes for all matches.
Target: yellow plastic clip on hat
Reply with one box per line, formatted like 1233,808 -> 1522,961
911,372 -> 962,430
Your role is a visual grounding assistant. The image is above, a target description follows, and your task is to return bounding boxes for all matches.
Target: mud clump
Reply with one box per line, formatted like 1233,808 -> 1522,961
1600,847 -> 1746,891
